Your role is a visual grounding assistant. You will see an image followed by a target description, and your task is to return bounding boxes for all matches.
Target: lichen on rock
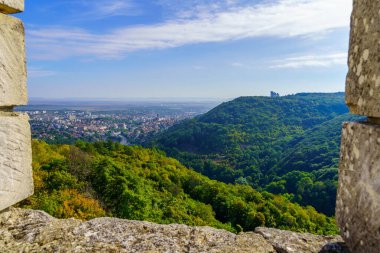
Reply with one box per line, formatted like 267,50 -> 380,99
336,122 -> 380,253
345,0 -> 380,118
255,227 -> 349,253
0,208 -> 348,253
0,208 -> 275,253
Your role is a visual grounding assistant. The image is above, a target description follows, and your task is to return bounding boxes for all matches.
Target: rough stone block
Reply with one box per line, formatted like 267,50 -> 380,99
0,0 -> 23,14
346,0 -> 380,118
0,113 -> 33,211
0,13 -> 27,107
336,122 -> 380,253
255,227 -> 348,253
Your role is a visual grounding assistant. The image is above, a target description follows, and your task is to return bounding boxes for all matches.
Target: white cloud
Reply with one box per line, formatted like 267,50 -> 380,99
193,65 -> 207,70
77,0 -> 140,20
28,68 -> 57,78
156,0 -> 250,19
27,0 -> 352,60
271,52 -> 347,68
230,62 -> 247,68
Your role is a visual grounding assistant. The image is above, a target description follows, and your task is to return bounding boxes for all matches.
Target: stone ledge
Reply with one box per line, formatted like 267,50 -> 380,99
336,121 -> 380,253
255,228 -> 348,253
0,208 -> 276,253
255,227 -> 349,253
0,208 -> 347,253
0,13 -> 27,107
0,0 -> 23,14
0,113 -> 33,211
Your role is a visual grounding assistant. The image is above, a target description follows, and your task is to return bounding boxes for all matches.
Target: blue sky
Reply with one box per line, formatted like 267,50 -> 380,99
18,0 -> 352,99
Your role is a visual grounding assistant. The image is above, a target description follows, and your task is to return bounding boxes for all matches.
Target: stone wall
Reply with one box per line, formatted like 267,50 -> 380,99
336,0 -> 380,252
0,0 -> 33,211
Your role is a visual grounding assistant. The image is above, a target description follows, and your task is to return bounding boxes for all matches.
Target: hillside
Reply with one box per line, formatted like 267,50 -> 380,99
270,113 -> 361,175
264,114 -> 364,215
152,93 -> 364,215
19,140 -> 338,235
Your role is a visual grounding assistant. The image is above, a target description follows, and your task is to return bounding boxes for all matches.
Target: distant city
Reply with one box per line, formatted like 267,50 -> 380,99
17,100 -> 220,145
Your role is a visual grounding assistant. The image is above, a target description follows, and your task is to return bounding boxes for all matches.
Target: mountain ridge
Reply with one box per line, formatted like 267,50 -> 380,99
152,92 -> 363,215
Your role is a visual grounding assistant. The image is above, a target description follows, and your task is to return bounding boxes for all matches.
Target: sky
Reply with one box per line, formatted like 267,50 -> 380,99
18,0 -> 353,100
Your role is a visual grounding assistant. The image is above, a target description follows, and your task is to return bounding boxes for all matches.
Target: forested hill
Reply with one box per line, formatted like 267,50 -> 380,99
20,140 -> 337,236
152,93 -> 364,216
156,93 -> 347,154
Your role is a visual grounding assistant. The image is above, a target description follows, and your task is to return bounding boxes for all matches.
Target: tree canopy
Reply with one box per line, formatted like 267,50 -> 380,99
20,140 -> 338,235
152,93 -> 364,215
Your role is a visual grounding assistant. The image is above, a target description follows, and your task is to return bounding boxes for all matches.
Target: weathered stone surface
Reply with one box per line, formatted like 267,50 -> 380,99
336,122 -> 380,253
0,13 -> 27,107
255,227 -> 348,253
0,208 -> 351,253
0,0 -> 23,14
0,208 -> 275,253
0,113 -> 33,211
345,0 -> 380,118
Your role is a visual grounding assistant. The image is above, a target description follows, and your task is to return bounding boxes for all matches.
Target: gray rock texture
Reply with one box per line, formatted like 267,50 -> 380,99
0,208 -> 275,253
0,113 -> 33,211
0,0 -> 23,14
345,0 -> 380,118
336,122 -> 380,253
0,13 -> 27,106
0,208 -> 348,253
255,227 -> 348,253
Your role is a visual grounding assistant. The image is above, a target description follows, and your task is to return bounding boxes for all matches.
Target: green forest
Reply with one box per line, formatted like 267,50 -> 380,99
20,140 -> 338,235
21,92 -> 365,236
152,93 -> 364,216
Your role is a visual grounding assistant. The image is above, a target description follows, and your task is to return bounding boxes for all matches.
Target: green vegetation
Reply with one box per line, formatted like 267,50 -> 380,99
20,140 -> 338,235
152,93 -> 364,216
22,92 -> 367,235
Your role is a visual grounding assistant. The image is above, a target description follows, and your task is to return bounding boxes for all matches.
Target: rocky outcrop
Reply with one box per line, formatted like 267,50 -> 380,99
255,228 -> 349,253
0,208 -> 347,253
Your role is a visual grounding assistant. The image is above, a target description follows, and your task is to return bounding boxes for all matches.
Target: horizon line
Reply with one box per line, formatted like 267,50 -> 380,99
29,91 -> 345,102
